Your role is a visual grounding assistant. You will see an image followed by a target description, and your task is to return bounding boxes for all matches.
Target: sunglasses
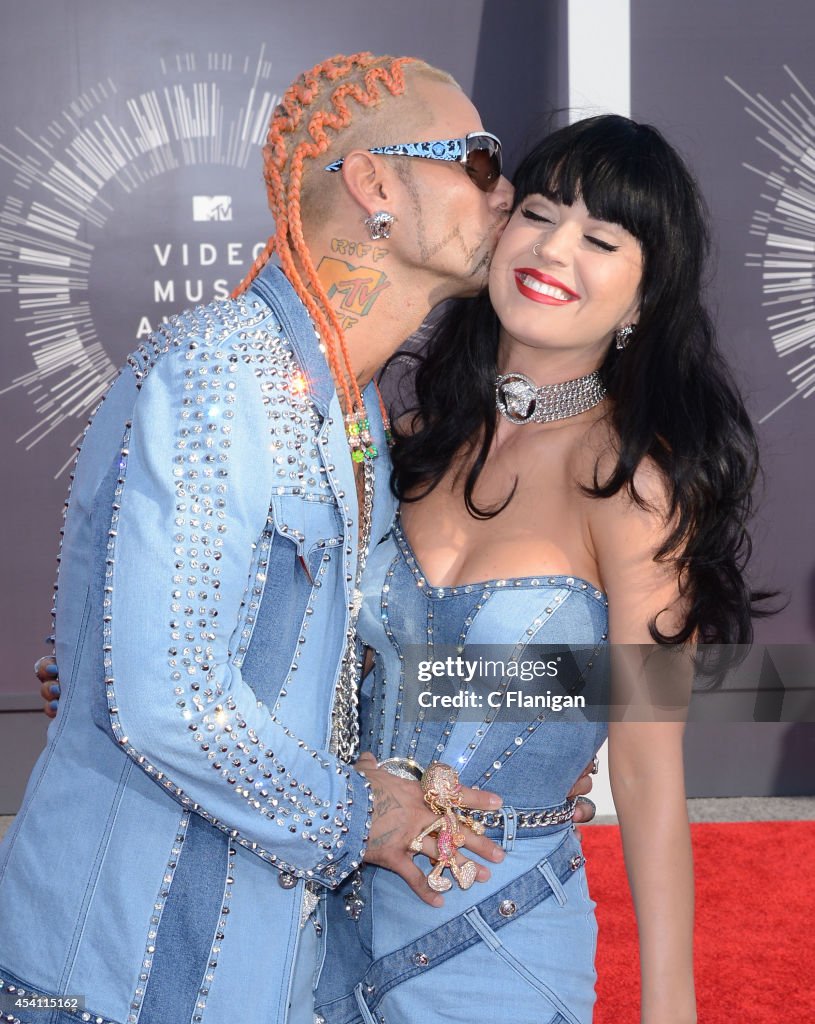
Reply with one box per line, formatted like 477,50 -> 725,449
324,131 -> 503,193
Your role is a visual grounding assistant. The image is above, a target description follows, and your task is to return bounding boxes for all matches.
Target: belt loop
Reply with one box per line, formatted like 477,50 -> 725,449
354,982 -> 379,1024
501,805 -> 518,852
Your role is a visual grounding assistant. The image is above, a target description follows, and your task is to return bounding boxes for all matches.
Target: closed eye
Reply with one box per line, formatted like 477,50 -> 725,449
521,208 -> 552,224
585,235 -> 619,252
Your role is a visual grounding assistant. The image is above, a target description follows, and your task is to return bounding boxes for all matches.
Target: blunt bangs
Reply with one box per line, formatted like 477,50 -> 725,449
512,115 -> 674,248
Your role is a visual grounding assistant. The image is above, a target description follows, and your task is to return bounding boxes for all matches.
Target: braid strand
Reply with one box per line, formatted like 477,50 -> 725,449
233,53 -> 415,429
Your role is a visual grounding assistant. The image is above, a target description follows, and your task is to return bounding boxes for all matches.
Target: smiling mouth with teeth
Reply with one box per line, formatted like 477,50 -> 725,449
521,275 -> 572,299
514,270 -> 579,304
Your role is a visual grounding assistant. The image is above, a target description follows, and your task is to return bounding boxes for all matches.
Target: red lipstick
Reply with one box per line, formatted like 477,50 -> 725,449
514,268 -> 580,304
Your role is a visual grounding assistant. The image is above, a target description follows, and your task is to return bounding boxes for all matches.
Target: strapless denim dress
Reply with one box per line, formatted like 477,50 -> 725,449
316,517 -> 610,1024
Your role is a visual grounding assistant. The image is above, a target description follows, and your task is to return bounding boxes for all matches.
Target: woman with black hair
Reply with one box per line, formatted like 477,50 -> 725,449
317,115 -> 765,1024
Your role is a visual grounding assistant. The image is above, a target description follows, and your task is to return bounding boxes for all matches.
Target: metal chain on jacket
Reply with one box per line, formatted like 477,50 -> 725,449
329,457 -> 374,763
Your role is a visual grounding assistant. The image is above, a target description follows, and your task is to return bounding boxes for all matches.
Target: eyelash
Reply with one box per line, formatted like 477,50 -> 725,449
521,207 -> 620,252
586,236 -> 619,253
521,208 -> 550,224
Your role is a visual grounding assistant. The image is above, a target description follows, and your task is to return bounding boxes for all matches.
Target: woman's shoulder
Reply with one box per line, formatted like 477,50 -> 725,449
571,416 -> 671,512
569,419 -> 674,558
576,423 -> 685,637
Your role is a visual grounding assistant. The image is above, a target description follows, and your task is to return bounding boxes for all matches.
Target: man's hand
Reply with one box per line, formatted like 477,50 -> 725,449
356,751 -> 505,907
568,757 -> 598,823
35,656 -> 60,718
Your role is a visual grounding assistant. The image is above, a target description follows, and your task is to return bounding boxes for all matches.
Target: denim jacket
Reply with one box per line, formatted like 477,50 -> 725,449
0,264 -> 396,1024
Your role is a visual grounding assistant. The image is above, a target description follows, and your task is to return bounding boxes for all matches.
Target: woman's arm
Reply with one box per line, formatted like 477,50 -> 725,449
589,461 -> 697,1024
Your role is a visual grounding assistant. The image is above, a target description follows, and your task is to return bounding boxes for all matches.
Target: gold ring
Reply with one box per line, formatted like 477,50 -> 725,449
407,832 -> 425,856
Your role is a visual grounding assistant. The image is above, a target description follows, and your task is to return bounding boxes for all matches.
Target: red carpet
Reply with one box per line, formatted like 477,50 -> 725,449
582,821 -> 815,1023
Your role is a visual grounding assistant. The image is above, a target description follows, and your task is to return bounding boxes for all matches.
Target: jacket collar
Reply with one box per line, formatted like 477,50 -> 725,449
249,262 -> 335,415
249,262 -> 397,539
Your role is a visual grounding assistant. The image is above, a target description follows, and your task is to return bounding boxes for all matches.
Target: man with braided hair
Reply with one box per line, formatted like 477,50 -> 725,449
0,53 -> 521,1024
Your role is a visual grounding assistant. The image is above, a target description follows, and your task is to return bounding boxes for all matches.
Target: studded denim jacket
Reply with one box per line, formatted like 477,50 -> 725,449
0,265 -> 396,1024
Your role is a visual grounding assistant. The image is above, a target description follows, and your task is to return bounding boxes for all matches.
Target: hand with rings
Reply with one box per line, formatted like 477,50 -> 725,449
356,752 -> 504,907
565,755 -> 600,824
408,762 -> 485,893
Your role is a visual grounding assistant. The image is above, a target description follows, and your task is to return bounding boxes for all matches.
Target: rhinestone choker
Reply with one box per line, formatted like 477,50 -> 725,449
495,369 -> 606,425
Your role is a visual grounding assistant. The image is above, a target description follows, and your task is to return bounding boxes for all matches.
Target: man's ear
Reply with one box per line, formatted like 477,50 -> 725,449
340,150 -> 394,216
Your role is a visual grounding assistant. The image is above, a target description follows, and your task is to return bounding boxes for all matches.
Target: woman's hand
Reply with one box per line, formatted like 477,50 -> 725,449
35,655 -> 60,718
568,758 -> 598,823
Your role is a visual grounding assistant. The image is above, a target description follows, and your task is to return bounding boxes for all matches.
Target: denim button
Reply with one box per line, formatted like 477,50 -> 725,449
569,854 -> 584,870
498,899 -> 517,917
412,952 -> 429,966
278,871 -> 297,889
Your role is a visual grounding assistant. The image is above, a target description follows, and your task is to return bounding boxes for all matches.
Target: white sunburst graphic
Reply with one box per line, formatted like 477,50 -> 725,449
0,46 -> 279,475
727,66 -> 815,423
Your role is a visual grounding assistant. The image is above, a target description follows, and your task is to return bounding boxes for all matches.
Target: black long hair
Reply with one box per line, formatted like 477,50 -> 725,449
388,114 -> 772,646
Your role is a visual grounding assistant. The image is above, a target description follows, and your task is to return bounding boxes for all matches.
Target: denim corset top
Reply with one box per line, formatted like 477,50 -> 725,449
357,517 -> 611,811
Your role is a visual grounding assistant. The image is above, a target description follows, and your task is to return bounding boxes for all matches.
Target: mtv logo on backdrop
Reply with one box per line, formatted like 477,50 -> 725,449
193,195 -> 233,221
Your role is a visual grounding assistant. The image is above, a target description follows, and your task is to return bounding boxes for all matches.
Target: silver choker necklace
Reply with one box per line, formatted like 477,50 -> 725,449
495,369 -> 606,425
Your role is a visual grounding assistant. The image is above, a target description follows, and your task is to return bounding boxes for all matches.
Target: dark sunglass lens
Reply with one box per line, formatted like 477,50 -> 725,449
466,138 -> 502,192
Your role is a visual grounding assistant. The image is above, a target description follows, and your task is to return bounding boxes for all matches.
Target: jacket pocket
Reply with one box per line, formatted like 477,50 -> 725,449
270,493 -> 344,582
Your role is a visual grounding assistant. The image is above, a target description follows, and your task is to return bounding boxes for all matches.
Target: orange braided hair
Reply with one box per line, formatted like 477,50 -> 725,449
234,53 -> 417,429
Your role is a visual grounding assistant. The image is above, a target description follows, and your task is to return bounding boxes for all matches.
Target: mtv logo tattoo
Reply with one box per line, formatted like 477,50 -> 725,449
319,256 -> 391,319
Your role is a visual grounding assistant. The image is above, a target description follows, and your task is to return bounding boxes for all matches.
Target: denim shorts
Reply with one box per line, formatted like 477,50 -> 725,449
316,825 -> 597,1024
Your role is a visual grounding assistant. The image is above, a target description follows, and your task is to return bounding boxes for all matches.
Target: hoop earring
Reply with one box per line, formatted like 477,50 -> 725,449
614,323 -> 636,350
532,242 -> 542,257
364,210 -> 394,240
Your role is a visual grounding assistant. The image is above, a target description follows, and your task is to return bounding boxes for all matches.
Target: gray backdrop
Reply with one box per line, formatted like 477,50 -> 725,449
629,0 -> 815,796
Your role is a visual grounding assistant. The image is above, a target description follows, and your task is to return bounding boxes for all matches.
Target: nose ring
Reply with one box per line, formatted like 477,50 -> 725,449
532,242 -> 542,257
